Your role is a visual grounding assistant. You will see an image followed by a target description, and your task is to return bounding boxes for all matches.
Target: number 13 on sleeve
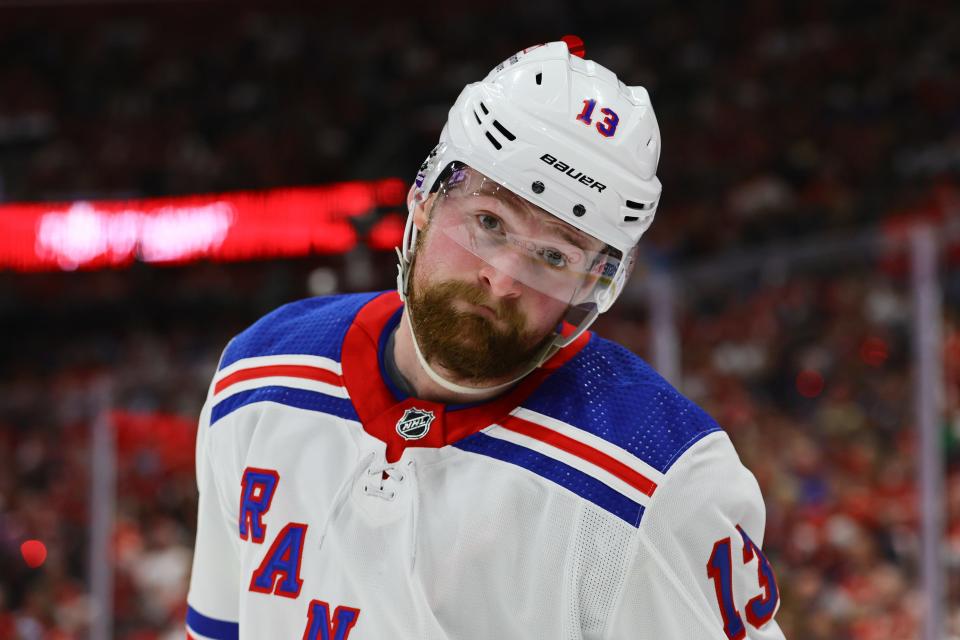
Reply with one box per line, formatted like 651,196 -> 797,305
706,524 -> 781,640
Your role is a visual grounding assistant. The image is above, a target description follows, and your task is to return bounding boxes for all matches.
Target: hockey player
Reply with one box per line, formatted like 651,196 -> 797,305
187,39 -> 785,639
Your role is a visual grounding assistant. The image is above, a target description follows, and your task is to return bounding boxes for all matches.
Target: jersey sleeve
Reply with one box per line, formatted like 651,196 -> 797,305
604,432 -> 786,640
186,372 -> 242,640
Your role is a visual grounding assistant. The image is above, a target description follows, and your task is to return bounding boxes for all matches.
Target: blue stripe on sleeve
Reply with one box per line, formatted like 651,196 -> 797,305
186,605 -> 239,640
454,432 -> 645,527
211,386 -> 359,425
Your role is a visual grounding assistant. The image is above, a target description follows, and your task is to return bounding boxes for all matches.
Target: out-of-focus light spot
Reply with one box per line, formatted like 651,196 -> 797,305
21,540 -> 47,568
1,178 -> 404,272
796,370 -> 824,398
367,212 -> 405,251
859,336 -> 889,367
375,178 -> 407,205
307,267 -> 338,297
36,201 -> 234,268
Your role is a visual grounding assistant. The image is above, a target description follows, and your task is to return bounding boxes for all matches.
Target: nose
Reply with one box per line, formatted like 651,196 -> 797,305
477,260 -> 523,300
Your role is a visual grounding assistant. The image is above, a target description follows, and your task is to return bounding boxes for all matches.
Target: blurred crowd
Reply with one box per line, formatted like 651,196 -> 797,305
1,246 -> 958,639
675,264 -> 960,639
0,264 -> 244,638
1,1 -> 960,639
1,1 -> 958,261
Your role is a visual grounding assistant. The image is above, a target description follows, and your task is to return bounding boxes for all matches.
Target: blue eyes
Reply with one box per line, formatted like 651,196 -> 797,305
478,214 -> 501,231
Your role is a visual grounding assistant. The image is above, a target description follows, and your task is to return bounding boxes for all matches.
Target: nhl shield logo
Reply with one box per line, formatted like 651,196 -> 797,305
396,408 -> 435,441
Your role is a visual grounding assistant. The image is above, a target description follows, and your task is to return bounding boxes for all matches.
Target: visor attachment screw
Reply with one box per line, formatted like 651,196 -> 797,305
573,204 -> 586,217
531,181 -> 545,194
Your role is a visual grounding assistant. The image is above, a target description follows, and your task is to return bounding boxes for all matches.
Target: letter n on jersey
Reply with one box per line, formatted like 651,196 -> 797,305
303,600 -> 361,640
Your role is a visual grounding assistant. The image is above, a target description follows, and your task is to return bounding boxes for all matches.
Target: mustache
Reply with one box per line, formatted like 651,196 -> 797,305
431,281 -> 520,325
408,278 -> 549,382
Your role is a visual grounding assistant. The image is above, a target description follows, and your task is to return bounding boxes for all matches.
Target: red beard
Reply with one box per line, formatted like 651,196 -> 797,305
407,278 -> 553,382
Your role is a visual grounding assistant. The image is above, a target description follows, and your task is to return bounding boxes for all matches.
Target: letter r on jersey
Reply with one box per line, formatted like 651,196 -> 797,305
240,467 -> 280,543
304,600 -> 361,640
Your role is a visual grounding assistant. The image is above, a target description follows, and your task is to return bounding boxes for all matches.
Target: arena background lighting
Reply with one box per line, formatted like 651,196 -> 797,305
0,178 -> 407,271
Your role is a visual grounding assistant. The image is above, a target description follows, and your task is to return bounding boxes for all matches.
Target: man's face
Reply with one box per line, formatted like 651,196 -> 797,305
407,169 -> 605,383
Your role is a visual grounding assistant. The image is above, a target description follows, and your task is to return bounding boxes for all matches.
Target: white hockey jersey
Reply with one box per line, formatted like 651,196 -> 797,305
186,291 -> 785,640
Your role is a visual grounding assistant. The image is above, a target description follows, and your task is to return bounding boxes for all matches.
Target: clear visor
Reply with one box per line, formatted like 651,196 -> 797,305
426,164 -> 624,312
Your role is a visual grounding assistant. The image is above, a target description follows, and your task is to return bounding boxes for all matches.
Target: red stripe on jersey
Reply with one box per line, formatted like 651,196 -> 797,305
500,414 -> 657,497
215,364 -> 342,394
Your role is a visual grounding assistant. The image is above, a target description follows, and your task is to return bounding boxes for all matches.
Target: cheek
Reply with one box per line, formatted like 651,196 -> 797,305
413,229 -> 482,283
518,291 -> 569,334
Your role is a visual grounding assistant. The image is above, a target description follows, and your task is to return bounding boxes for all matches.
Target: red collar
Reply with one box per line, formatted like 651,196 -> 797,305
340,291 -> 590,462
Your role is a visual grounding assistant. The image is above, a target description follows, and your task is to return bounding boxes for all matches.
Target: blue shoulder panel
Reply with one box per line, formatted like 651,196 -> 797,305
219,292 -> 381,370
522,336 -> 722,475
210,292 -> 380,425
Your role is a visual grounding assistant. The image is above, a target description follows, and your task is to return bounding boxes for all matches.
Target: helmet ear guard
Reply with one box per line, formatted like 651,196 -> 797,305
410,141 -> 449,210
398,155 -> 461,303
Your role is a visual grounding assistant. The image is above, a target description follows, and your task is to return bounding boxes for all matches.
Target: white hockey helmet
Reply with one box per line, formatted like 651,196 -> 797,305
397,39 -> 662,393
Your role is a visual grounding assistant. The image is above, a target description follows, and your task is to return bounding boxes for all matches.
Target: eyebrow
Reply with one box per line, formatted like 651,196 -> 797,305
478,189 -> 597,251
542,221 -> 591,251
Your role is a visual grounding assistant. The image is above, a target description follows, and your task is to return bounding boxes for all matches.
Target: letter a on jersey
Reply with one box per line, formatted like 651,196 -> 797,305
249,522 -> 308,598
303,600 -> 361,640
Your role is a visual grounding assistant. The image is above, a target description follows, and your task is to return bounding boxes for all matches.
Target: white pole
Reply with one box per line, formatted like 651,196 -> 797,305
910,225 -> 945,640
648,271 -> 681,387
88,379 -> 115,640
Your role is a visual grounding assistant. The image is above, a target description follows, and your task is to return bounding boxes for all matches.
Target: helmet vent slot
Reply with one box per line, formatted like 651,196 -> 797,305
535,72 -> 543,85
473,110 -> 481,125
626,199 -> 654,210
479,102 -> 489,115
484,131 -> 503,151
492,120 -> 516,141
623,215 -> 639,222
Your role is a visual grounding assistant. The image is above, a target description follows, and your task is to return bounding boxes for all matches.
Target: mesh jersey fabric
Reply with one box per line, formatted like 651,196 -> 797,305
186,292 -> 785,639
219,291 -> 381,368
520,338 -> 723,473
